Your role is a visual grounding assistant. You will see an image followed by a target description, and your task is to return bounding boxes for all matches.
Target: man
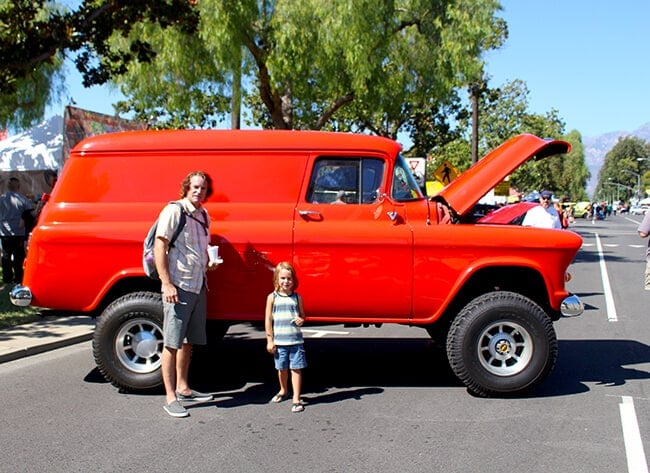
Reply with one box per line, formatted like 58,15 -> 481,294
637,210 -> 650,291
0,177 -> 34,283
154,171 -> 220,418
522,190 -> 562,229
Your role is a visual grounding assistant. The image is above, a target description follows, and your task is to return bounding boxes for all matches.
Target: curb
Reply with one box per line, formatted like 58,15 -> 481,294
0,316 -> 95,364
0,332 -> 94,364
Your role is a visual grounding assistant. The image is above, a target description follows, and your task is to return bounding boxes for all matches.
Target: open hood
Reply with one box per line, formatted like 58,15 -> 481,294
434,134 -> 570,217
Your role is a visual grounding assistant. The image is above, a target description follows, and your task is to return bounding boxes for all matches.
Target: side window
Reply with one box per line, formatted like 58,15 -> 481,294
391,154 -> 424,202
307,157 -> 384,204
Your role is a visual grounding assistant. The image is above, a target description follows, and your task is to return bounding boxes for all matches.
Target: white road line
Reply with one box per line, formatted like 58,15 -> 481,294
595,233 -> 618,322
619,396 -> 649,473
303,329 -> 350,338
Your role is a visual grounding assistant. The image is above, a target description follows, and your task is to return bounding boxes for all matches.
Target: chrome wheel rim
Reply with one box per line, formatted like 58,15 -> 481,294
478,321 -> 533,376
115,317 -> 163,374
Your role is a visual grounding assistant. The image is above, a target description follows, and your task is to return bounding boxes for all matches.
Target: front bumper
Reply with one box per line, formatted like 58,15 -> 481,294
560,294 -> 583,317
10,285 -> 33,307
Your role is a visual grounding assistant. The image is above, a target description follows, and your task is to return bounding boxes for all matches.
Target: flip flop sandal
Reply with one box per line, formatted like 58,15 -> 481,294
270,393 -> 288,403
291,403 -> 305,413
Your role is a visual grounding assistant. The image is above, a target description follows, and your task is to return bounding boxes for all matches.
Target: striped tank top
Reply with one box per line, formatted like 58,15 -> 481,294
271,291 -> 304,346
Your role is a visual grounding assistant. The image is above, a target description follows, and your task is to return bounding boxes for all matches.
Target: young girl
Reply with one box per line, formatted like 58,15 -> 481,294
265,261 -> 307,413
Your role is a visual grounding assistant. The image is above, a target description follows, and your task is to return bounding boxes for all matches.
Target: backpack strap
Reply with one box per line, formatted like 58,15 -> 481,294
167,201 -> 187,249
186,207 -> 209,235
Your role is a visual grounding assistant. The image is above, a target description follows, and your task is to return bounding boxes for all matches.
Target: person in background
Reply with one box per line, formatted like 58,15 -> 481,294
33,170 -> 58,220
154,171 -> 220,418
332,190 -> 346,204
0,177 -> 34,283
637,210 -> 650,291
522,190 -> 562,229
265,261 -> 307,413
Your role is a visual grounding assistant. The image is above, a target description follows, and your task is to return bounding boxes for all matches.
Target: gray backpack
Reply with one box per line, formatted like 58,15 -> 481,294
142,202 -> 186,280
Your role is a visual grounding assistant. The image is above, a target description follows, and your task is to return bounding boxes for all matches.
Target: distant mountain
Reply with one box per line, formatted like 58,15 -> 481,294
583,122 -> 650,196
0,115 -> 63,171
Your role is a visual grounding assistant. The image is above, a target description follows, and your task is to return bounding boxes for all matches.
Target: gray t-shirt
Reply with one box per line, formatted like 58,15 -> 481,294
0,191 -> 33,237
638,211 -> 650,259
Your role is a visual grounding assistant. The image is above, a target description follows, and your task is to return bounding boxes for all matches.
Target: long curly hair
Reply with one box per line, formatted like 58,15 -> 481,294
179,171 -> 213,199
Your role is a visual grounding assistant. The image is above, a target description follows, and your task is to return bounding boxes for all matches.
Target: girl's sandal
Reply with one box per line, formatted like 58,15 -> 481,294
291,403 -> 305,413
270,393 -> 288,403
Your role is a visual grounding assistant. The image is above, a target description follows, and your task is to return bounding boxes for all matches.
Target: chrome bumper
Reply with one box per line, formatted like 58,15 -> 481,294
560,294 -> 583,317
10,285 -> 33,307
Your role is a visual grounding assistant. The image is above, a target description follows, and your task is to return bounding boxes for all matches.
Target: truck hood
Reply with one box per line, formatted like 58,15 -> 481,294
434,134 -> 571,217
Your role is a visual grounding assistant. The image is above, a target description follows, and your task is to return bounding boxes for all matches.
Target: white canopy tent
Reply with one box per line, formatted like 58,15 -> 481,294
0,115 -> 62,198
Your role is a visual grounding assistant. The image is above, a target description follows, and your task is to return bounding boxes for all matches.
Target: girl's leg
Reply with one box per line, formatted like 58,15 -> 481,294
290,369 -> 302,403
277,369 -> 289,396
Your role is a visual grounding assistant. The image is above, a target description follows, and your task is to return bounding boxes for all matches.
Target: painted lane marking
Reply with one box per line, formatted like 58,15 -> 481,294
595,233 -> 618,322
303,329 -> 350,338
619,396 -> 649,473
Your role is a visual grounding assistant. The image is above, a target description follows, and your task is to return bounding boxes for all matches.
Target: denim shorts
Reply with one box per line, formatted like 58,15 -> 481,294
274,344 -> 307,370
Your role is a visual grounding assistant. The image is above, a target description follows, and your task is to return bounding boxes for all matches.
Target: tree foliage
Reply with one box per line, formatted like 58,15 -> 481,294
595,136 -> 650,202
107,0 -> 504,134
423,79 -> 590,200
1,0 -> 198,130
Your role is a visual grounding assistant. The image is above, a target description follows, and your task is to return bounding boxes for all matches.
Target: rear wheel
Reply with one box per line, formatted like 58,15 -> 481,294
446,291 -> 557,397
93,292 -> 164,391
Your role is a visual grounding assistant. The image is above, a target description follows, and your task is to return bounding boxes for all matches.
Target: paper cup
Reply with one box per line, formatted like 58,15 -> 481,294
208,245 -> 219,263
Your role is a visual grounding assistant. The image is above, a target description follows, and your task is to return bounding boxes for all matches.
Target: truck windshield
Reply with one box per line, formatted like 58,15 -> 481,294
391,154 -> 424,202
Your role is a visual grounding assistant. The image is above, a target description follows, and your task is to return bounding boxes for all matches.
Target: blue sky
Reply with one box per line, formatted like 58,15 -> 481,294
49,0 -> 650,139
485,0 -> 650,137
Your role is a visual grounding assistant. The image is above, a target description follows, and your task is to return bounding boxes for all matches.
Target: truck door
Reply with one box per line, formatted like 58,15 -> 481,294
293,156 -> 413,321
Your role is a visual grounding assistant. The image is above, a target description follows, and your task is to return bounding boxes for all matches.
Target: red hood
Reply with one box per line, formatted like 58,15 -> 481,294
434,134 -> 570,216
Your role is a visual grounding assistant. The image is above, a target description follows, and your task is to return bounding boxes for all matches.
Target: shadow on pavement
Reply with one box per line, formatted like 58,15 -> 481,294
84,335 -> 650,402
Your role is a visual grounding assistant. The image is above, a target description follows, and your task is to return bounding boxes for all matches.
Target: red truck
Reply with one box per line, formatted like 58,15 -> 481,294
11,131 -> 583,397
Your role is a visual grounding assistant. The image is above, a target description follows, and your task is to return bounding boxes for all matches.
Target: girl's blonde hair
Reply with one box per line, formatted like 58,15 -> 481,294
273,261 -> 299,291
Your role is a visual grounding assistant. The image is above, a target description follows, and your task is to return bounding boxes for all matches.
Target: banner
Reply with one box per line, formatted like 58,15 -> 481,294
62,106 -> 147,161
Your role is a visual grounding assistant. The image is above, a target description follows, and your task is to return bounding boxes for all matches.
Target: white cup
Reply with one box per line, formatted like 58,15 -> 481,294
208,245 -> 220,263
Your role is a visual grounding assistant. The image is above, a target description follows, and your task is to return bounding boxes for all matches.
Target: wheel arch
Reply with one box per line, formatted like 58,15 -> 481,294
422,265 -> 553,341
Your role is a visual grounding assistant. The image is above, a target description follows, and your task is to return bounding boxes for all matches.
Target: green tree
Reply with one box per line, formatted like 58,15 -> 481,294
595,136 -> 650,202
1,0 -> 198,130
109,0 -> 504,133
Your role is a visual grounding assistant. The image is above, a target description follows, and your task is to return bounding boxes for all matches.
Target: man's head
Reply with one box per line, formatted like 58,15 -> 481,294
8,177 -> 20,192
180,171 -> 212,206
540,190 -> 552,208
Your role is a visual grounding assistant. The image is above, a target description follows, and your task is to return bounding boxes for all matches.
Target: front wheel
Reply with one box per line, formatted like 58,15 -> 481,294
446,291 -> 557,397
93,292 -> 164,392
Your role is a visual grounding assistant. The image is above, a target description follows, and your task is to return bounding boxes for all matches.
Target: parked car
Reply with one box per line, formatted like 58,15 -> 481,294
11,131 -> 583,397
573,201 -> 591,218
630,205 -> 649,215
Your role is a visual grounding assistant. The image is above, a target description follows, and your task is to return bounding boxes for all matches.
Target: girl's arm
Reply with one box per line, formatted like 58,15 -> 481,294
264,293 -> 276,353
294,293 -> 306,326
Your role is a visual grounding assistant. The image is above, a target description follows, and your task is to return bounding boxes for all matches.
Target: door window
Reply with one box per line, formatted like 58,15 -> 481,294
306,158 -> 384,204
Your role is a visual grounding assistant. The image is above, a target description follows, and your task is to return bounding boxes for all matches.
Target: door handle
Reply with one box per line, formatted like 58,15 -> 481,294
298,209 -> 324,221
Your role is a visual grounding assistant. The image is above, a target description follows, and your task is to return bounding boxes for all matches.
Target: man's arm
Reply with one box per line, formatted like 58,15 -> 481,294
154,236 -> 178,303
638,212 -> 650,238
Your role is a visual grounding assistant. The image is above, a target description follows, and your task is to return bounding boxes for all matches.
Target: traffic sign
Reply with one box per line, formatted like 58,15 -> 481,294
433,160 -> 459,185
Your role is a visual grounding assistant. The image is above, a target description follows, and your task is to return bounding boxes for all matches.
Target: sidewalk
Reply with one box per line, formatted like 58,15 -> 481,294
0,315 -> 95,363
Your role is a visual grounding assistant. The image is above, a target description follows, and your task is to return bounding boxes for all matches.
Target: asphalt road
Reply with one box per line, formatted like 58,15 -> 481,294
0,215 -> 648,473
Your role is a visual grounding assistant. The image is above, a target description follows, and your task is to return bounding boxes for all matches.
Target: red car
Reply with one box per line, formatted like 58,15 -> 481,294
12,131 -> 583,397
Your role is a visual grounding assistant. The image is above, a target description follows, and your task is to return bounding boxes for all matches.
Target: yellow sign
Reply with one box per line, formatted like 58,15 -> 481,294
432,160 -> 459,185
494,180 -> 511,196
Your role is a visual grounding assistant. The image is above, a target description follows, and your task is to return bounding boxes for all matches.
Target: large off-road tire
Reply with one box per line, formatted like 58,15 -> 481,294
93,292 -> 164,392
446,291 -> 557,397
